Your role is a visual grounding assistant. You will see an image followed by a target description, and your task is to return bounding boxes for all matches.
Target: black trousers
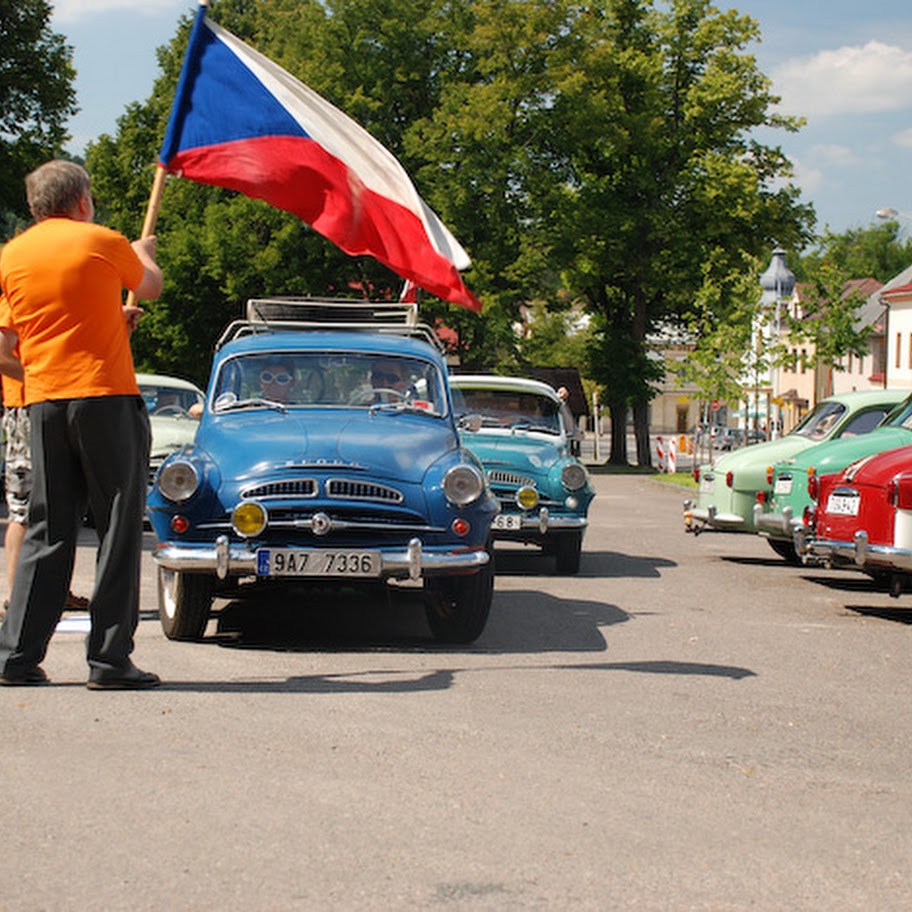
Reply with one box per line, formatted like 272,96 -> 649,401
0,395 -> 150,675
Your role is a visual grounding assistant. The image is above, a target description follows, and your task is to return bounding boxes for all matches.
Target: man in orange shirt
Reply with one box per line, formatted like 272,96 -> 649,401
0,160 -> 163,688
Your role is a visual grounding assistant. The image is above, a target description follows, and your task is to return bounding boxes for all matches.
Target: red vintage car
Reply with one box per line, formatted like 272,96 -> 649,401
805,444 -> 912,594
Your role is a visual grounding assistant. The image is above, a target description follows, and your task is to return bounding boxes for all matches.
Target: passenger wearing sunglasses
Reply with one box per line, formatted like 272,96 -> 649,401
259,360 -> 297,403
370,358 -> 410,395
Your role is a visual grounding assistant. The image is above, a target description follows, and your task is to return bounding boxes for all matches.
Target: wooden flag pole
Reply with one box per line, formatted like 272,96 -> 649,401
139,163 -> 168,240
125,163 -> 168,310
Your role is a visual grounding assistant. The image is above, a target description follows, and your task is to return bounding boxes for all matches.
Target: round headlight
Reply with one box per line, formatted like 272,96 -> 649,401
158,460 -> 199,503
443,464 -> 484,506
232,501 -> 268,538
516,486 -> 539,510
561,462 -> 588,491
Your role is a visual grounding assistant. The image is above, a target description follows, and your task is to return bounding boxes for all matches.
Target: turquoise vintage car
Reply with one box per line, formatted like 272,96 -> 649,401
684,389 -> 907,554
449,374 -> 594,574
757,391 -> 912,561
147,300 -> 498,644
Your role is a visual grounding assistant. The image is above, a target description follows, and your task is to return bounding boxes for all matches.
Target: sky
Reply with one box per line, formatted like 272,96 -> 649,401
50,0 -> 912,244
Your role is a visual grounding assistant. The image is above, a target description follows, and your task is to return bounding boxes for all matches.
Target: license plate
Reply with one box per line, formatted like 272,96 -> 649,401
257,549 -> 380,577
492,514 -> 523,530
774,477 -> 793,495
826,494 -> 860,517
699,476 -> 714,494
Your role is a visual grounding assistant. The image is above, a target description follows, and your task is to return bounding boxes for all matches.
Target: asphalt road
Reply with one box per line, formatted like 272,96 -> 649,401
1,472 -> 911,911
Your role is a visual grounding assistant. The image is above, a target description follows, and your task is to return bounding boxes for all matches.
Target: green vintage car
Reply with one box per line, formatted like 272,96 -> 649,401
757,391 -> 912,562
684,389 -> 907,554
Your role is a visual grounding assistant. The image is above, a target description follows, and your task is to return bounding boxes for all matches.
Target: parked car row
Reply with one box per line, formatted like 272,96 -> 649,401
144,300 -> 594,645
684,386 -> 912,598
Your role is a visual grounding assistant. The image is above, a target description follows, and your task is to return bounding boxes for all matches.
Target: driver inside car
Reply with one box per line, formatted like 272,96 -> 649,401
259,359 -> 297,404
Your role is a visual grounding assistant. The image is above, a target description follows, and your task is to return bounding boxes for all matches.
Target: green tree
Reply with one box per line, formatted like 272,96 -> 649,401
534,0 -> 813,464
672,252 -> 763,411
785,260 -> 875,401
798,222 -> 912,284
0,0 -> 78,227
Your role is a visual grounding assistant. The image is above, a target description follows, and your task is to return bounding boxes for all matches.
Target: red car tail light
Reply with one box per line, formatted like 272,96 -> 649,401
725,471 -> 734,488
755,491 -> 767,504
765,465 -> 774,485
693,466 -> 700,484
802,505 -> 816,529
889,475 -> 912,510
807,466 -> 818,501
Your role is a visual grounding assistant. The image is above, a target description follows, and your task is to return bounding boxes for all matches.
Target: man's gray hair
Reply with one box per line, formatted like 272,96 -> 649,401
25,160 -> 91,221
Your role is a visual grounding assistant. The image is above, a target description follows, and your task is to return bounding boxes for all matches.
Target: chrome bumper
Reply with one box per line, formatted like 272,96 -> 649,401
753,503 -> 797,539
809,530 -> 912,572
153,535 -> 490,581
683,501 -> 745,532
494,507 -> 588,534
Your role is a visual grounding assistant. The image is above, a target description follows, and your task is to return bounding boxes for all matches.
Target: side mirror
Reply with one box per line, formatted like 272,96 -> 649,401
458,414 -> 483,433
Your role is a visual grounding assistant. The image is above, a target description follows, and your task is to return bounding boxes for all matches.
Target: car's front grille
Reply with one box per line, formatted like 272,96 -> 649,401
488,470 -> 535,488
326,478 -> 403,503
241,479 -> 318,499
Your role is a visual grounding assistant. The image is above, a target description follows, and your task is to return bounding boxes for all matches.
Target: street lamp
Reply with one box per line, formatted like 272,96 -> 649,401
759,247 -> 797,440
876,207 -> 912,222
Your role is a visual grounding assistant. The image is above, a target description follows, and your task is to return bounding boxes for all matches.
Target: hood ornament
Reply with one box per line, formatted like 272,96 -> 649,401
311,512 -> 333,536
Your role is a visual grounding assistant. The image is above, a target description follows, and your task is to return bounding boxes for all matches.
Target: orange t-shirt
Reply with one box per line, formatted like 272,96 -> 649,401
0,295 -> 23,409
0,217 -> 144,405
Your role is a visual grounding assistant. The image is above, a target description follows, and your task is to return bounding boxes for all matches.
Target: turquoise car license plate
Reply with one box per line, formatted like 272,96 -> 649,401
492,514 -> 522,530
257,549 -> 381,577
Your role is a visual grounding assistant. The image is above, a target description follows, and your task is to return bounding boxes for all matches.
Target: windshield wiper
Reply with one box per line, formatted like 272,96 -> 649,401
510,422 -> 558,434
215,397 -> 287,413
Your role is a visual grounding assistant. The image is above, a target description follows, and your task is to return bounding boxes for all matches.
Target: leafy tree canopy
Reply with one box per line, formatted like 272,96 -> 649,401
0,0 -> 77,225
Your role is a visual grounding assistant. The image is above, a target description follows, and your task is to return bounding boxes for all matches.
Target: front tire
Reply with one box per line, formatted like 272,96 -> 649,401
766,537 -> 800,565
424,553 -> 494,644
158,567 -> 214,640
553,530 -> 583,574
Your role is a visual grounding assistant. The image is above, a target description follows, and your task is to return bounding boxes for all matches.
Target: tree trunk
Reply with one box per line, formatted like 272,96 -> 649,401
633,399 -> 651,467
608,399 -> 628,464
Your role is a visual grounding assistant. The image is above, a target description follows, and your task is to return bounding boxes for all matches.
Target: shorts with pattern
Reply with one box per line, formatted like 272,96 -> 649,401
3,406 -> 31,524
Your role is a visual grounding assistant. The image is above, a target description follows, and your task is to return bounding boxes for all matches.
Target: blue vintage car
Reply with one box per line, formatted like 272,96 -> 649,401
449,374 -> 594,574
147,300 -> 499,643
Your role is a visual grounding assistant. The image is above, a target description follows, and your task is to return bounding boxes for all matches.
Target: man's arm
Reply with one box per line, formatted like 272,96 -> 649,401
130,235 -> 164,301
0,329 -> 23,381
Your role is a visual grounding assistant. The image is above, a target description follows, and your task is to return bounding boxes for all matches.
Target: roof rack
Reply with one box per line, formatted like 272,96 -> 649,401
215,297 -> 444,352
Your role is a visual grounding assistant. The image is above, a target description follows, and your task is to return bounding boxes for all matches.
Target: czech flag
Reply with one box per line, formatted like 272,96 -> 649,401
159,4 -> 482,311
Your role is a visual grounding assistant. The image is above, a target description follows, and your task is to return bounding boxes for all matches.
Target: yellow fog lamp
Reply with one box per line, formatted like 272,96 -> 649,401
231,501 -> 268,538
516,486 -> 539,510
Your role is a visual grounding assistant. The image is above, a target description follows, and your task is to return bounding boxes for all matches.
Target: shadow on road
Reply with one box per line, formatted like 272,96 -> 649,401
493,547 -> 676,579
156,654 -> 756,694
207,585 -> 627,654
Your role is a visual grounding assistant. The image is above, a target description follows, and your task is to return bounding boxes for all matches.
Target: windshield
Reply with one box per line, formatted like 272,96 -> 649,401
452,386 -> 561,435
887,395 -> 912,429
790,400 -> 847,440
139,381 -> 203,415
211,351 -> 446,416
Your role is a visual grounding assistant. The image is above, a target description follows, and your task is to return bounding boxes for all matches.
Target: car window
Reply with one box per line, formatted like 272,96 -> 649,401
212,351 -> 446,416
792,400 -> 847,440
837,408 -> 891,438
140,383 -> 204,414
454,387 -> 561,434
888,396 -> 912,429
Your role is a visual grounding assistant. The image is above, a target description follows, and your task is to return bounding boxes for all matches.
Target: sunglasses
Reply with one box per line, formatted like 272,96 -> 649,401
372,370 -> 404,384
260,370 -> 293,385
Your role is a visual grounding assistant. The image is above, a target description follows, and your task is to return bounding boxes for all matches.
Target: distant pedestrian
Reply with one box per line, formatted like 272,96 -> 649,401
0,160 -> 163,688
